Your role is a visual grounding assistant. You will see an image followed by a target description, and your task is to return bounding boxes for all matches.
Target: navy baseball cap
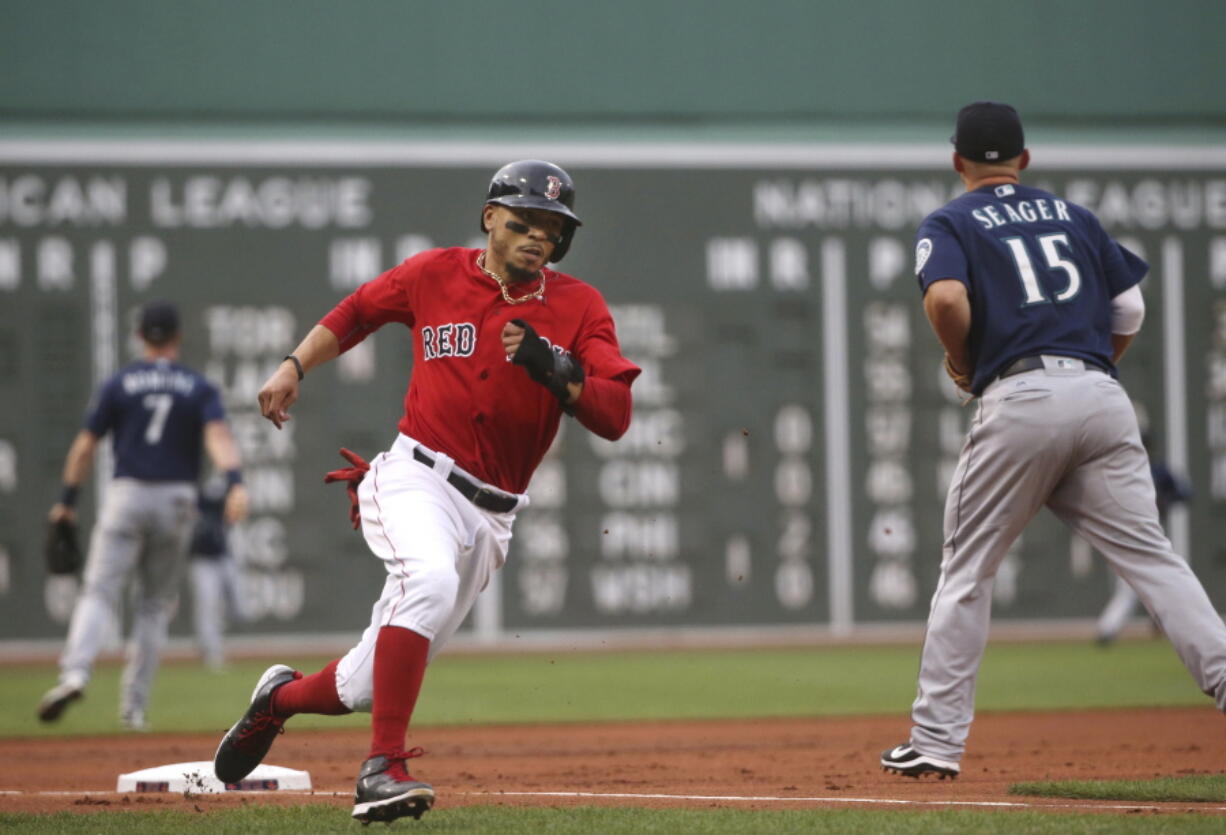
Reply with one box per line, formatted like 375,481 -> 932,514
138,300 -> 180,345
951,101 -> 1025,163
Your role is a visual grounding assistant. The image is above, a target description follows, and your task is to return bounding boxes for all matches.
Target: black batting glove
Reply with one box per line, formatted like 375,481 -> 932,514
510,319 -> 585,412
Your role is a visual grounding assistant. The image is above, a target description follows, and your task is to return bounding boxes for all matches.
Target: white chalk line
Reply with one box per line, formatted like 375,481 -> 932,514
464,790 -> 1226,813
5,787 -> 1226,814
2,789 -> 340,797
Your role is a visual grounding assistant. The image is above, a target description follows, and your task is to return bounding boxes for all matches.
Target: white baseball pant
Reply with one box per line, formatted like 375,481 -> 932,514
334,435 -> 528,712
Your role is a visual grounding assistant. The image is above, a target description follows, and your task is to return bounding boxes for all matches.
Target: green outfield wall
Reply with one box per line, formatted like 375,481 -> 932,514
2,140 -> 1224,643
2,0 -> 1224,127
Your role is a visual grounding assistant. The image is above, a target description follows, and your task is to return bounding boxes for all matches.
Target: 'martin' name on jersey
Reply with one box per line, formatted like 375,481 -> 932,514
972,197 -> 1072,230
121,368 -> 198,395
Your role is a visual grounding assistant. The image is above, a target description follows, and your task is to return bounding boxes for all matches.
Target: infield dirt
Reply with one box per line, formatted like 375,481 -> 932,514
2,707 -> 1223,817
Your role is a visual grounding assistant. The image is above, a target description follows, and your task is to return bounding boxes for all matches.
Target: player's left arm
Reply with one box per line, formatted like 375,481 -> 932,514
200,380 -> 248,524
203,419 -> 249,523
500,319 -> 585,406
560,303 -> 641,440
923,278 -> 973,378
1097,224 -> 1149,364
568,373 -> 637,440
1109,285 -> 1143,363
503,302 -> 641,440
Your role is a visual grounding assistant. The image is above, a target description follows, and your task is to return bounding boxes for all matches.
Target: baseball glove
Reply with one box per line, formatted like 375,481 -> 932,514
943,353 -> 974,394
509,319 -> 585,412
44,519 -> 82,575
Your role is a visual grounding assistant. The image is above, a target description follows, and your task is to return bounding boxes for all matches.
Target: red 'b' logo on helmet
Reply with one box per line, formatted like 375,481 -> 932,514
544,176 -> 562,200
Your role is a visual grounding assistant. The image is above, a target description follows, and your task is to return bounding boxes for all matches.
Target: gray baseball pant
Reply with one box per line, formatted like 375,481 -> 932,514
1097,574 -> 1143,640
910,359 -> 1226,762
189,554 -> 245,670
58,479 -> 196,717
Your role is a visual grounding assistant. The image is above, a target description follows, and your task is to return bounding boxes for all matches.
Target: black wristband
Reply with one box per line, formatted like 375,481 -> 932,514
60,485 -> 79,508
283,354 -> 305,381
224,469 -> 243,488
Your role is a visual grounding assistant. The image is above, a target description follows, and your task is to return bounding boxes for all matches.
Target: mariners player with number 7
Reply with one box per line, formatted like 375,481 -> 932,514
212,160 -> 640,823
37,301 -> 248,731
881,102 -> 1226,779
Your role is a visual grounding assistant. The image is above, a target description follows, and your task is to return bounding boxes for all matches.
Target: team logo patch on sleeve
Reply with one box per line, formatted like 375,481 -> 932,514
915,238 -> 933,274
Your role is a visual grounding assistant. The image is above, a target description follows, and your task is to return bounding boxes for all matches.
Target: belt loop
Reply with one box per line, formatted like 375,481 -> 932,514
432,452 -> 454,481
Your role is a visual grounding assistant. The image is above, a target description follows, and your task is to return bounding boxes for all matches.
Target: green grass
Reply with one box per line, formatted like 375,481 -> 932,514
1011,775 -> 1226,803
0,805 -> 1221,834
0,638 -> 1209,737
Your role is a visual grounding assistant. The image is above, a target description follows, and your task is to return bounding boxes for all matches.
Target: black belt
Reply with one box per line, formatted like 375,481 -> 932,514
412,447 -> 518,513
999,355 -> 1107,380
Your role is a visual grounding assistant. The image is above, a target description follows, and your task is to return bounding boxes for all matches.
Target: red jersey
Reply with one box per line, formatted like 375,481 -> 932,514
319,248 -> 640,493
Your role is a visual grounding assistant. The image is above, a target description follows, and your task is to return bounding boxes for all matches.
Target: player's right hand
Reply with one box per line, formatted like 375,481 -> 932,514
257,363 -> 300,429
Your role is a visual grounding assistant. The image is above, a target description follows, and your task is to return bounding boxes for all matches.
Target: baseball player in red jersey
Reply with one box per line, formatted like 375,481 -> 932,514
212,161 -> 640,823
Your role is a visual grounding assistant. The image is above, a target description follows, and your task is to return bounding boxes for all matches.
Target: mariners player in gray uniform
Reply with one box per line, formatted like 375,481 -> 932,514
37,301 -> 248,730
187,473 -> 250,670
881,102 -> 1226,778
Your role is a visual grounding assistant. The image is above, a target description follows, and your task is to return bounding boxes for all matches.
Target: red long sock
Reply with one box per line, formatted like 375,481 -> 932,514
271,659 -> 350,717
369,625 -> 430,760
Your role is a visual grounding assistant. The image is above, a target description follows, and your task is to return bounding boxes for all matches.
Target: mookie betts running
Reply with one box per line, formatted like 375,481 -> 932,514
213,160 -> 640,823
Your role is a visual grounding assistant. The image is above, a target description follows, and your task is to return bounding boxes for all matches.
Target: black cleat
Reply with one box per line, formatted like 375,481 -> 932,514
352,750 -> 435,824
213,664 -> 300,783
880,742 -> 960,779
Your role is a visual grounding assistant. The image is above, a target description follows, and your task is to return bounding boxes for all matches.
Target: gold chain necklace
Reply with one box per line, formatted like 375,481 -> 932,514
477,251 -> 546,305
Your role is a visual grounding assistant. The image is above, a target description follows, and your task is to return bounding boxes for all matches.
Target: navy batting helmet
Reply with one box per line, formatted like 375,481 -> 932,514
480,160 -> 582,262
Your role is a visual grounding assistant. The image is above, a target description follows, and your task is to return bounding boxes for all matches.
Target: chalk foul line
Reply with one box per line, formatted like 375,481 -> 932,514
461,789 -> 1226,814
5,788 -> 1224,814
